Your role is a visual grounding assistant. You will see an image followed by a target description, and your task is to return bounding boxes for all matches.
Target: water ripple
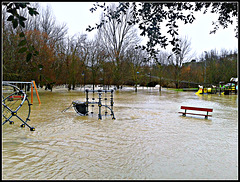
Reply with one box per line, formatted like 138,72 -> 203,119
2,89 -> 238,179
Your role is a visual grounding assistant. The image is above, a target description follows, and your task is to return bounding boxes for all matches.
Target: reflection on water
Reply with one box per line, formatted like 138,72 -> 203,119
2,87 -> 238,179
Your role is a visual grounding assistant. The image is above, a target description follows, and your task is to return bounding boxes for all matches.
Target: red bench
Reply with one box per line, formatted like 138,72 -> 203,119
179,106 -> 213,119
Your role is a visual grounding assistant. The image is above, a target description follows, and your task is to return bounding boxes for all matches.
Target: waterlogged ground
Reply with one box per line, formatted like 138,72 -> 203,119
2,86 -> 238,179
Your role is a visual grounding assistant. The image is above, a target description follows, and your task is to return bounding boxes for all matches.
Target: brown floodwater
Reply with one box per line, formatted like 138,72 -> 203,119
2,86 -> 238,179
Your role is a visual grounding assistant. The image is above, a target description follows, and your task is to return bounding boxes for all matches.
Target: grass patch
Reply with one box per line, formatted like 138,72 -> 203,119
169,88 -> 198,92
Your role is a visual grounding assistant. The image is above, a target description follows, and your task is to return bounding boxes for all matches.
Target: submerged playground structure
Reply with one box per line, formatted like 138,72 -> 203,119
63,89 -> 116,120
195,77 -> 238,95
2,81 -> 41,131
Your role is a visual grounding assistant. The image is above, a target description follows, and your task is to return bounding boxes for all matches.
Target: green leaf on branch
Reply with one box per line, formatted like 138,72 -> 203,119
34,50 -> 39,56
18,39 -> 27,46
28,7 -> 39,16
19,16 -> 27,21
12,19 -> 18,29
7,15 -> 14,21
26,53 -> 32,62
19,20 -> 25,27
18,47 -> 27,53
19,3 -> 28,8
19,32 -> 25,37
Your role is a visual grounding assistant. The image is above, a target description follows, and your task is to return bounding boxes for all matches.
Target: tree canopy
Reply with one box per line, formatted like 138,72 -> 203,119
2,2 -> 39,62
87,2 -> 238,58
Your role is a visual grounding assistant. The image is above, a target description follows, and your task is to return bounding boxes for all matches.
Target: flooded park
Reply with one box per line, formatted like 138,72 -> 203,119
2,86 -> 238,179
2,1 -> 238,180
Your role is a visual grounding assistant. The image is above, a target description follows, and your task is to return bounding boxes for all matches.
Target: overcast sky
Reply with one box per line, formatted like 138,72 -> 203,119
39,2 -> 238,58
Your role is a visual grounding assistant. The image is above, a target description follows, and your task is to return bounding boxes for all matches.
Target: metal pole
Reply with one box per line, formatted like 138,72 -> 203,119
85,89 -> 89,115
98,92 -> 102,120
32,81 -> 41,104
111,90 -> 114,111
31,83 -> 33,104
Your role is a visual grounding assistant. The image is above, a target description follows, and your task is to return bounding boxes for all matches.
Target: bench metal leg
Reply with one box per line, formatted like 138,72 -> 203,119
183,109 -> 186,116
205,111 -> 209,119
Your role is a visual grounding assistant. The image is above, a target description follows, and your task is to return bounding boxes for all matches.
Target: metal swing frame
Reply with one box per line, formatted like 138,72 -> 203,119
2,82 -> 35,131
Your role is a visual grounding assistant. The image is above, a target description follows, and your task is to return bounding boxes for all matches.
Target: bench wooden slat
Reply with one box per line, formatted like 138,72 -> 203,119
180,106 -> 213,112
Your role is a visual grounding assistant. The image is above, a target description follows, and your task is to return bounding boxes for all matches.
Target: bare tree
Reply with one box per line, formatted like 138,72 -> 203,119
168,36 -> 195,88
62,34 -> 89,90
85,35 -> 109,90
97,3 -> 141,88
125,46 -> 147,91
39,5 -> 68,45
155,51 -> 171,91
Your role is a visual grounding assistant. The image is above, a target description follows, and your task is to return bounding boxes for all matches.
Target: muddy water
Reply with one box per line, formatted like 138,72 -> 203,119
2,87 -> 238,179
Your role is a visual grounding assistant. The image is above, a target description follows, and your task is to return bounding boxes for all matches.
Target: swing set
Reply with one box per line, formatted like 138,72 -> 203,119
2,80 -> 41,131
3,80 -> 41,104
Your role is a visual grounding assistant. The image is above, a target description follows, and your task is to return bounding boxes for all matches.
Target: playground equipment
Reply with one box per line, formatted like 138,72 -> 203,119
2,80 -> 41,104
195,85 -> 215,95
2,82 -> 35,131
63,89 -> 116,120
196,77 -> 238,95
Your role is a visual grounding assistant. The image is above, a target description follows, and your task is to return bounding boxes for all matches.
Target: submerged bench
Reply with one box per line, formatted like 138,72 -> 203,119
179,106 -> 213,119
